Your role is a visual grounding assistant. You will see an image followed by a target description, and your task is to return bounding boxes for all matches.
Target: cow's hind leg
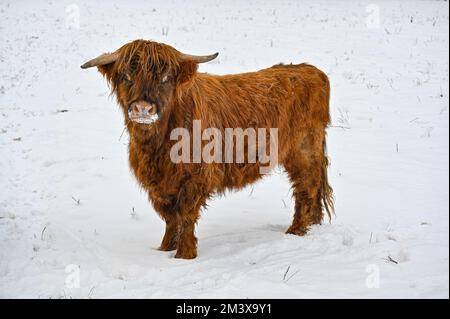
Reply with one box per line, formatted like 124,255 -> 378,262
282,129 -> 334,235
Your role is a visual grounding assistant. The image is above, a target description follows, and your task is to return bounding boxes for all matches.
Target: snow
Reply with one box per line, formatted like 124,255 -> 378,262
0,0 -> 448,298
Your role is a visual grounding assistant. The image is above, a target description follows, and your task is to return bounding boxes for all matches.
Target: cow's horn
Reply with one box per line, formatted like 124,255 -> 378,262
180,52 -> 218,63
80,52 -> 119,69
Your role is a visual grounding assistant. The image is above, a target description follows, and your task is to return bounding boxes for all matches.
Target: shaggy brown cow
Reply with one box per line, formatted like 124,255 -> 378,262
81,39 -> 334,259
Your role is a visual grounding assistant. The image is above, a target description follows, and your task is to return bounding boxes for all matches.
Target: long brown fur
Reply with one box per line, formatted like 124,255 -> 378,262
94,39 -> 334,259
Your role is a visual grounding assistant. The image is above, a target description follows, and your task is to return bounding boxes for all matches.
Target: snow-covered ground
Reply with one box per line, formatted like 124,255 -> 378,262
0,0 -> 448,298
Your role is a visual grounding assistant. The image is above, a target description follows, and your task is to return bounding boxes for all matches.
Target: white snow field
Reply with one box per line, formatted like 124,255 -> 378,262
0,0 -> 448,299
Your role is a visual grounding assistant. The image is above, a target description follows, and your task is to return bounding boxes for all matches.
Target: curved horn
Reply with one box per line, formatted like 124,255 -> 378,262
80,52 -> 119,69
180,52 -> 218,63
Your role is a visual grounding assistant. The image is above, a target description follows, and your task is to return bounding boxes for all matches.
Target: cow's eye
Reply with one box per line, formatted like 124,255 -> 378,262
123,73 -> 132,84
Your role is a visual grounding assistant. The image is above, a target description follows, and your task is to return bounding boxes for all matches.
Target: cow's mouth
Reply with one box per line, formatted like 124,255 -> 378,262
128,101 -> 159,124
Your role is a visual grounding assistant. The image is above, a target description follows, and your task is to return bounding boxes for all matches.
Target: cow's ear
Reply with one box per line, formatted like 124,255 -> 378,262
176,60 -> 198,85
97,63 -> 115,82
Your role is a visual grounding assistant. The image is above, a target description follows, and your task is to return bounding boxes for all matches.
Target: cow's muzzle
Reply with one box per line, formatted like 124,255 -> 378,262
128,101 -> 159,124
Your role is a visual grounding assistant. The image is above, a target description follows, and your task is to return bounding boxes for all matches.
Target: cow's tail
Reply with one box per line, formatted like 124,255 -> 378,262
321,139 -> 335,222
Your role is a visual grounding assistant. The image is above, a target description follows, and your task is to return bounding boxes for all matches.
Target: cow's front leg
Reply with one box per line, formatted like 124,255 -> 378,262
159,216 -> 179,251
152,196 -> 180,251
175,218 -> 198,259
175,202 -> 203,259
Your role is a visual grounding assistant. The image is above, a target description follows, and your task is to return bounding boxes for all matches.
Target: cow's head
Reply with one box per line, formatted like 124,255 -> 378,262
81,40 -> 218,126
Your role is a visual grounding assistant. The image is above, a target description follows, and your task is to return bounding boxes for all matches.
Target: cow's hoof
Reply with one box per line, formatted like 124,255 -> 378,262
159,235 -> 178,251
174,249 -> 197,259
158,244 -> 177,252
286,226 -> 308,236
